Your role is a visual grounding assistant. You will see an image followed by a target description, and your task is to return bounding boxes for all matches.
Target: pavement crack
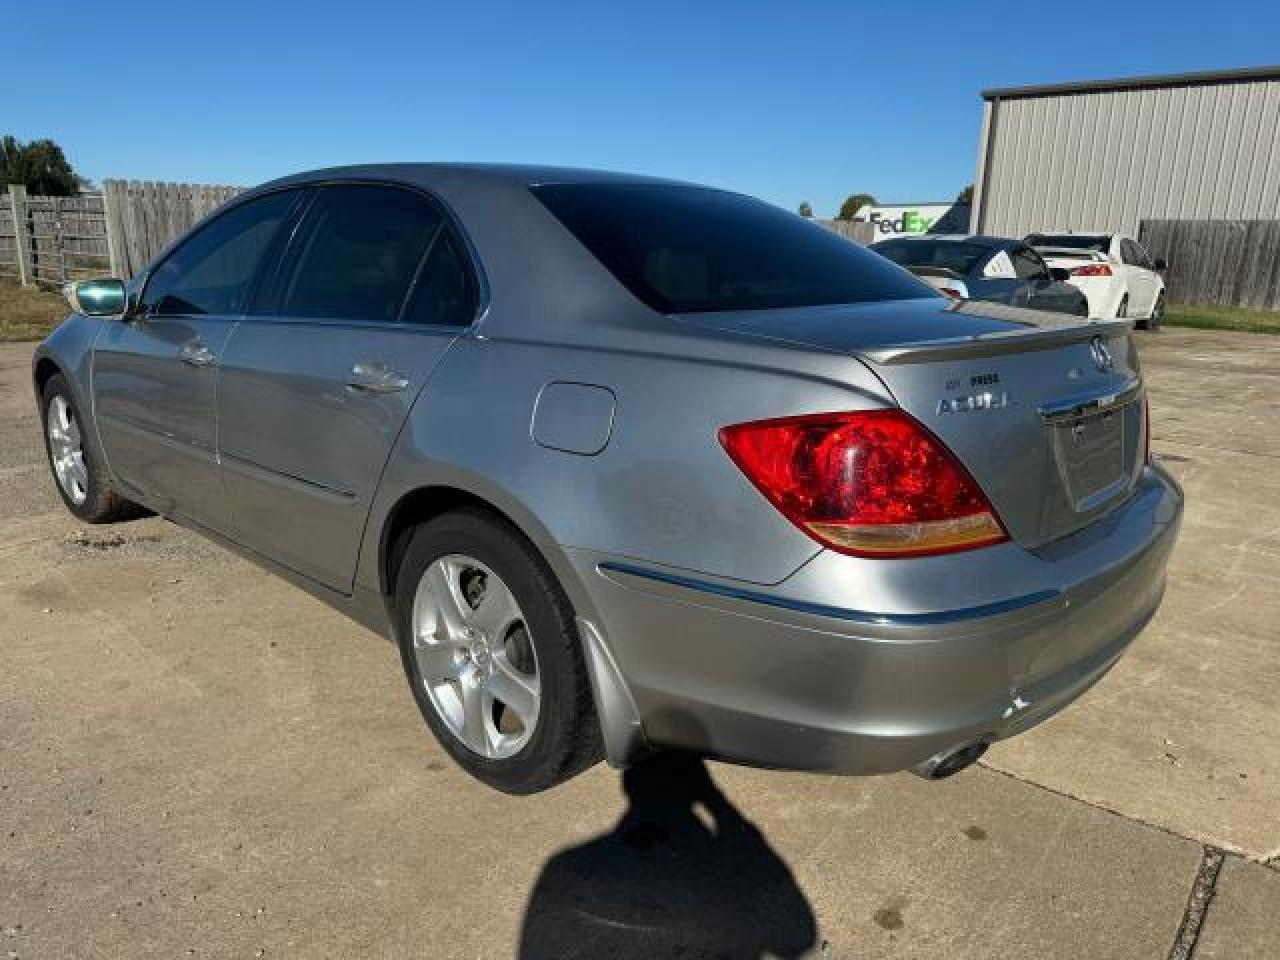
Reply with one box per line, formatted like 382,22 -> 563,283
977,762 -> 1240,854
1167,846 -> 1225,960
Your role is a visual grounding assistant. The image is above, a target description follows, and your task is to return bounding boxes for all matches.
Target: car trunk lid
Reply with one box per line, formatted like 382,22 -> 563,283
681,298 -> 1145,548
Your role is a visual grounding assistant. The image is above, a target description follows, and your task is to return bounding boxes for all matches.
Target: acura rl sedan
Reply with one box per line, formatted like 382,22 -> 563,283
35,165 -> 1182,793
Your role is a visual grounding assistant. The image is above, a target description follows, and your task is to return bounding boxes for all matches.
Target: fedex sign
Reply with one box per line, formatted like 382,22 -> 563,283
859,203 -> 972,240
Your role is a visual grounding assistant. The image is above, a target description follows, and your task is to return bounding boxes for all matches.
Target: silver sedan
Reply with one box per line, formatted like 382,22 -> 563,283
34,165 -> 1182,793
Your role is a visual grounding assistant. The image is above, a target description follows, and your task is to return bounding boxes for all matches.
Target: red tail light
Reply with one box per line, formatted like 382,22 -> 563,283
719,410 -> 1007,558
1070,263 -> 1113,277
938,286 -> 963,299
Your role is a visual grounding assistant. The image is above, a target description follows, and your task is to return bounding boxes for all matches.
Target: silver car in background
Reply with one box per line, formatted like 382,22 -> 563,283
35,165 -> 1182,793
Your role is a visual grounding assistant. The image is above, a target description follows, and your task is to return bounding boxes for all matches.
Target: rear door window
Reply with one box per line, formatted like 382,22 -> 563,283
274,185 -> 443,322
1012,247 -> 1049,281
533,183 -> 931,313
402,229 -> 478,327
142,190 -> 301,316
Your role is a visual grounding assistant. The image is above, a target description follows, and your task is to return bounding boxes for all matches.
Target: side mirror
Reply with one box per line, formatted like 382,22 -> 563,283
1050,267 -> 1071,282
64,278 -> 127,317
1153,257 -> 1168,271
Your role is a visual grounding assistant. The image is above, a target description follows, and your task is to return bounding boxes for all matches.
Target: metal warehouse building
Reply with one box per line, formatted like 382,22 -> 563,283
970,65 -> 1280,238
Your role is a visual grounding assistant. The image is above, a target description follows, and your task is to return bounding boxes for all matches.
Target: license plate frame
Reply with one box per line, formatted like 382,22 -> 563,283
1052,406 -> 1127,511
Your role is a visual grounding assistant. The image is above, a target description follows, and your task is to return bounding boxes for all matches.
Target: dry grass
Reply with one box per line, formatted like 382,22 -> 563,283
0,279 -> 68,341
1166,304 -> 1280,335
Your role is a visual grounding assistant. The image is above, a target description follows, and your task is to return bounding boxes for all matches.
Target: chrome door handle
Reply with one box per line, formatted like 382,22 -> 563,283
178,342 -> 215,367
345,362 -> 410,394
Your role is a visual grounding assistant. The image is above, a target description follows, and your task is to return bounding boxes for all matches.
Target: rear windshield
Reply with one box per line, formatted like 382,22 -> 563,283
1026,233 -> 1111,252
533,183 -> 933,313
871,238 -> 989,276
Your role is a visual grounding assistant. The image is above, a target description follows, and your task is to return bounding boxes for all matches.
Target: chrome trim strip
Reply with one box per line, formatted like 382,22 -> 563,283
1038,377 -> 1142,424
598,561 -> 1060,627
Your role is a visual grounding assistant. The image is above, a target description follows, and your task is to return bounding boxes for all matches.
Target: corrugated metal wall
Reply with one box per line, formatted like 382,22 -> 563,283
976,78 -> 1280,238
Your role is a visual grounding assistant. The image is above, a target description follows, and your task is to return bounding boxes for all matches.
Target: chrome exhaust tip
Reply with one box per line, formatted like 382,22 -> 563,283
912,741 -> 989,780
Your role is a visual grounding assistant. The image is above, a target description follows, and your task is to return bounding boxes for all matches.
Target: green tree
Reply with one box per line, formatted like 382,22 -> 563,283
0,136 -> 87,196
797,201 -> 813,218
836,192 -> 875,221
956,184 -> 974,205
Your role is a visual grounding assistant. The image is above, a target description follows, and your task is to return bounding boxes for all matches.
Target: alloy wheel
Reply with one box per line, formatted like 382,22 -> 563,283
410,554 -> 541,759
47,394 -> 88,505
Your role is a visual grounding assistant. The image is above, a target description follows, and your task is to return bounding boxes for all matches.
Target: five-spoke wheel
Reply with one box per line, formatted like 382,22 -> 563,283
39,373 -> 141,523
394,508 -> 601,793
411,555 -> 541,759
46,393 -> 88,506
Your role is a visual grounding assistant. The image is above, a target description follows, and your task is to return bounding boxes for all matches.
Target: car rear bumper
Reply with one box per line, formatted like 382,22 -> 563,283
571,463 -> 1182,775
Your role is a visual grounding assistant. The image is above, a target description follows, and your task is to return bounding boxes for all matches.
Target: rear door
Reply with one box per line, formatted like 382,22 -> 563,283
92,189 -> 302,530
216,183 -> 477,593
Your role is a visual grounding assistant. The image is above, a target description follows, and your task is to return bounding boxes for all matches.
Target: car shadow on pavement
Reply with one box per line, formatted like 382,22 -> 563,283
518,750 -> 818,959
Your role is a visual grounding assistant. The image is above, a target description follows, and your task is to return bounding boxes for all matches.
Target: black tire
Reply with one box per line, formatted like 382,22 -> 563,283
40,373 -> 143,524
1144,292 -> 1164,332
394,507 -> 602,794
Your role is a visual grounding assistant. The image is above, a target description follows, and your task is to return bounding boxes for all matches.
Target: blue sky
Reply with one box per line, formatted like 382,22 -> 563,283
10,1 -> 1277,216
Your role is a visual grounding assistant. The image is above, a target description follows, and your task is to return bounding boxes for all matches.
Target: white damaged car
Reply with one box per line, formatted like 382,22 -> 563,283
1027,232 -> 1166,329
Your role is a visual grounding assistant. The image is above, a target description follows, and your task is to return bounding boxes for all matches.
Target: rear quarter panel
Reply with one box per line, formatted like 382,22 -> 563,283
357,324 -> 899,605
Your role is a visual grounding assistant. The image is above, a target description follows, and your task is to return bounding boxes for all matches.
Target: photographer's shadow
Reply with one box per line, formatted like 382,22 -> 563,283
518,750 -> 817,959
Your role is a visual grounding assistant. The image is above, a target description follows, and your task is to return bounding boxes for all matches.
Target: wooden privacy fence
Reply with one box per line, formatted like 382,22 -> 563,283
1139,219 -> 1280,310
102,179 -> 241,279
0,179 -> 241,288
1,186 -> 112,287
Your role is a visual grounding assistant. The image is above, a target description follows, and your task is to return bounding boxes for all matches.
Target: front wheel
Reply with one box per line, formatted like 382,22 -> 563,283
40,373 -> 142,523
394,507 -> 601,794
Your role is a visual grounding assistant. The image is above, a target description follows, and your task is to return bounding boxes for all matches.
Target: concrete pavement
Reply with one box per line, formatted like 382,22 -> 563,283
2,328 -> 1278,959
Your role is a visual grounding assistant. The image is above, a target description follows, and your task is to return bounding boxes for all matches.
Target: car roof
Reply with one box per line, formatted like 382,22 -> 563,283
251,162 -> 694,194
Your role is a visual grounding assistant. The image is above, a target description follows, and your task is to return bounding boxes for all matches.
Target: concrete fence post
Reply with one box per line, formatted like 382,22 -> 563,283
8,185 -> 33,287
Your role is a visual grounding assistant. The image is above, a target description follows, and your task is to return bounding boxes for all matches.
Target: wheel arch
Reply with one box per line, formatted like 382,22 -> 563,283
373,481 -> 644,767
374,482 -> 591,621
33,353 -> 63,400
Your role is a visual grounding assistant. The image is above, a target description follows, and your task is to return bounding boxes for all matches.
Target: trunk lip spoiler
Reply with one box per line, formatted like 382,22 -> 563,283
860,318 -> 1132,365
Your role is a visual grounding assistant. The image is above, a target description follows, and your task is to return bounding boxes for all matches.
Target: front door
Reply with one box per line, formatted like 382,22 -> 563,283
216,183 -> 479,593
92,189 -> 303,531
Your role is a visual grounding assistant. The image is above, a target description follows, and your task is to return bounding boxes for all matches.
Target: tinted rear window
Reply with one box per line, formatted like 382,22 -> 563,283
871,238 -> 989,276
1026,234 -> 1111,252
533,184 -> 932,313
